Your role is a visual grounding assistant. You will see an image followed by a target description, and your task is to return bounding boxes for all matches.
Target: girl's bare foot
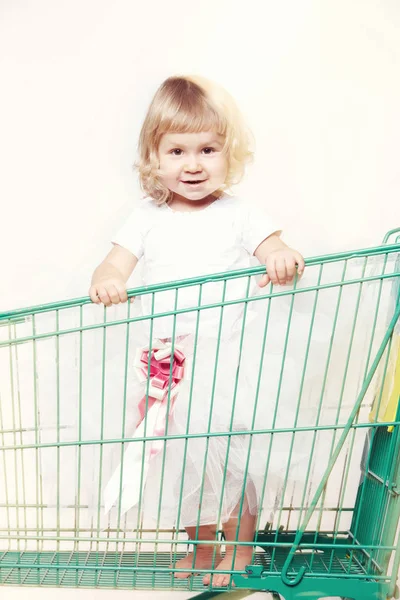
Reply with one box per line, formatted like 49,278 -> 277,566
173,524 -> 219,578
173,547 -> 221,579
203,494 -> 257,587
202,548 -> 253,587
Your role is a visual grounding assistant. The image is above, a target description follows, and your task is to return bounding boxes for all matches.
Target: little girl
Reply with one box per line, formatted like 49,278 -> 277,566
89,75 -> 305,587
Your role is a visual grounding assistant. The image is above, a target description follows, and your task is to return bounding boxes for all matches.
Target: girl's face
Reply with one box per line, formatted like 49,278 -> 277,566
157,131 -> 228,203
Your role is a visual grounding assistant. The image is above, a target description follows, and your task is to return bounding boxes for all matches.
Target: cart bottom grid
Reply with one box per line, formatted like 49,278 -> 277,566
0,530 -> 393,599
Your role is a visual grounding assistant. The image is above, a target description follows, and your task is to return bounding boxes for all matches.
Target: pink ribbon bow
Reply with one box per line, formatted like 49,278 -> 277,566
134,340 -> 186,457
103,339 -> 188,516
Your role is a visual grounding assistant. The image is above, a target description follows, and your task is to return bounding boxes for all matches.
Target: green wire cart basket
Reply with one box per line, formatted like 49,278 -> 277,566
0,229 -> 399,600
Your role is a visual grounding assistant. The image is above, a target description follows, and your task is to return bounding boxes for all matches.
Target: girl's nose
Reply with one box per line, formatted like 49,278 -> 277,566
183,159 -> 202,173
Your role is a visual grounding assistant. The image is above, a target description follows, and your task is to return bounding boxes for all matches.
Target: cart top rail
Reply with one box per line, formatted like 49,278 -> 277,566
1,242 -> 399,322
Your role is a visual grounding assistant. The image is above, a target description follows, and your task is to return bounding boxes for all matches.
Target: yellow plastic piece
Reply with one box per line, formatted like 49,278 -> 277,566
369,335 -> 400,432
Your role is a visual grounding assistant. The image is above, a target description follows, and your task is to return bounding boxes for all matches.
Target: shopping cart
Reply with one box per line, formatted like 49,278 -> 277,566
0,230 -> 399,599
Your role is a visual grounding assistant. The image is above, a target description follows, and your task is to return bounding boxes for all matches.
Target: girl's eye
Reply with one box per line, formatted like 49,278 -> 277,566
169,147 -> 215,156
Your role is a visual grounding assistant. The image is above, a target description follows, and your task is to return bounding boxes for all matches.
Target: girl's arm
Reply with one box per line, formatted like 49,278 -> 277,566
254,234 -> 305,287
89,244 -> 138,306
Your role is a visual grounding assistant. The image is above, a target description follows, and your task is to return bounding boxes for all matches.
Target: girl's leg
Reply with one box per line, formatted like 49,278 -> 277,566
173,524 -> 221,579
202,499 -> 256,587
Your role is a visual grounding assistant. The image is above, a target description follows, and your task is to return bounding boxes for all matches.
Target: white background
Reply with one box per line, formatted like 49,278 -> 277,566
0,4 -> 399,598
0,0 -> 399,312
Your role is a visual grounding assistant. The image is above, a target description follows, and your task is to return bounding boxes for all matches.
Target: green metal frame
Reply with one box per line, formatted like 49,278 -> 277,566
0,235 -> 399,599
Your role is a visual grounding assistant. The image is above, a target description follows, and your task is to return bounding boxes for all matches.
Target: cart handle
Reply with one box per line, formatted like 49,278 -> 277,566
383,227 -> 400,244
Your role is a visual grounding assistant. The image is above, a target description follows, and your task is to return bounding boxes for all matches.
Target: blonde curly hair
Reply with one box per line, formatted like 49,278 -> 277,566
136,75 -> 254,204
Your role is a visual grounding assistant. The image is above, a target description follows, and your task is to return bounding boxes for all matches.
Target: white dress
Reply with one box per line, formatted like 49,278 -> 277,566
103,194 -> 288,527
33,195 -> 398,533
